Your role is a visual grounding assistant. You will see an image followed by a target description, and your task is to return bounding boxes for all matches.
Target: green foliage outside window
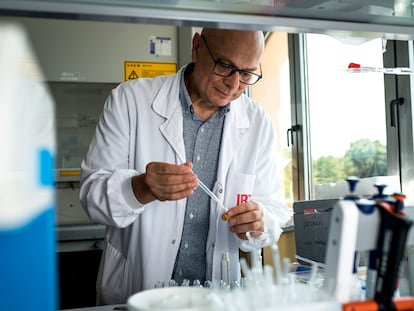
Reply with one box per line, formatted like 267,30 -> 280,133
313,138 -> 387,185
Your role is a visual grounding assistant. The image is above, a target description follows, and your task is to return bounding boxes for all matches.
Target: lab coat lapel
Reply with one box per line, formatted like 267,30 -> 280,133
217,97 -> 250,185
210,97 -> 250,282
152,70 -> 186,163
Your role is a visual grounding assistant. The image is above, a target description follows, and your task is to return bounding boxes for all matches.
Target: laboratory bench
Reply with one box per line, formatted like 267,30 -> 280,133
56,223 -> 296,310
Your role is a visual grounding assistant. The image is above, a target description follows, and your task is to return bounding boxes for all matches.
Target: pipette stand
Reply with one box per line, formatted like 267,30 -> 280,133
323,197 -> 414,310
323,199 -> 381,302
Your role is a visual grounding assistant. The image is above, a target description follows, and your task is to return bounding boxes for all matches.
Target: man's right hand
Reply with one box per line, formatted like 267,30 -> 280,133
132,162 -> 198,204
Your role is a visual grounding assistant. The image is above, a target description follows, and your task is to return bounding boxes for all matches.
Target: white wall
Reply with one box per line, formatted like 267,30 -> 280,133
1,17 -> 178,82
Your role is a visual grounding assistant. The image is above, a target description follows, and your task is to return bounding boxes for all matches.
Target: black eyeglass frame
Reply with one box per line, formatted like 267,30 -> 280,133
200,34 -> 263,85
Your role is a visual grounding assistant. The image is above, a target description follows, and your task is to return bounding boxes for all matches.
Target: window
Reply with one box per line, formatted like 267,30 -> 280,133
304,34 -> 399,199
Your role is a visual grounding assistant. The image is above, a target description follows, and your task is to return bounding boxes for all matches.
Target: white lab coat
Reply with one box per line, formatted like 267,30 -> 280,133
79,66 -> 290,305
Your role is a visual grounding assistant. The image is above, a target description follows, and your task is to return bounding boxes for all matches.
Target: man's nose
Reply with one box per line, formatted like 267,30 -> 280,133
223,70 -> 240,88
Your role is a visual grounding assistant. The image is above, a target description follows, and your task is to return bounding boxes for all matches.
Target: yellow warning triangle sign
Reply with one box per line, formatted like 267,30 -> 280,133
128,70 -> 139,80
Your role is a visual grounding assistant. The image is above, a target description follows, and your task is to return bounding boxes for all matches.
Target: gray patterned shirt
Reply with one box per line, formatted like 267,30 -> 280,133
172,63 -> 230,284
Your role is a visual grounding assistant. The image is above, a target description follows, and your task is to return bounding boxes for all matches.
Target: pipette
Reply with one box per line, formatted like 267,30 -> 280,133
347,62 -> 414,75
196,177 -> 230,220
176,155 -> 230,220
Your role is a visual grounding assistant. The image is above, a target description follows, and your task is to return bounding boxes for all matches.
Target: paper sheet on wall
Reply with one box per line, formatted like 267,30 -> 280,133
149,36 -> 172,56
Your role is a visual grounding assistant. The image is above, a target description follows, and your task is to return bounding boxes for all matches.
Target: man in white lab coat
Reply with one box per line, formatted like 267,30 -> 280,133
80,28 -> 290,305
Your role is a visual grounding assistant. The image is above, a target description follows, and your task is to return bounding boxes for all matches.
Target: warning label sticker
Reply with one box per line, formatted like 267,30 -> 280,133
124,61 -> 177,81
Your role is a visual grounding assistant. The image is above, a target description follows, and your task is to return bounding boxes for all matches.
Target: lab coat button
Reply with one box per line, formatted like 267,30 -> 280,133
171,240 -> 176,244
218,189 -> 223,193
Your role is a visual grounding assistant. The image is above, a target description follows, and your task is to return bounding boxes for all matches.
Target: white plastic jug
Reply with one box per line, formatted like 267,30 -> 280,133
0,22 -> 56,310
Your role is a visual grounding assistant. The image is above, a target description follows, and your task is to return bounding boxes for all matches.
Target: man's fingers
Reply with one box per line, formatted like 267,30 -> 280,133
146,162 -> 193,175
144,161 -> 197,201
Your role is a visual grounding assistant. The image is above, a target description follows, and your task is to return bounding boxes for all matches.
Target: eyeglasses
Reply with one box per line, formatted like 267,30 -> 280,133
200,35 -> 262,85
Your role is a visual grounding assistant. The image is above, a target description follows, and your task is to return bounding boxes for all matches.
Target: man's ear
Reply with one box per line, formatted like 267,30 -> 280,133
191,33 -> 202,62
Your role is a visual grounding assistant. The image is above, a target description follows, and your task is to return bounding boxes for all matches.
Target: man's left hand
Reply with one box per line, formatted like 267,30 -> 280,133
225,201 -> 264,240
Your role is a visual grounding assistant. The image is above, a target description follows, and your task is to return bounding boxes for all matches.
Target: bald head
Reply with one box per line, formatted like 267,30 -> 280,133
201,28 -> 265,60
195,28 -> 265,75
